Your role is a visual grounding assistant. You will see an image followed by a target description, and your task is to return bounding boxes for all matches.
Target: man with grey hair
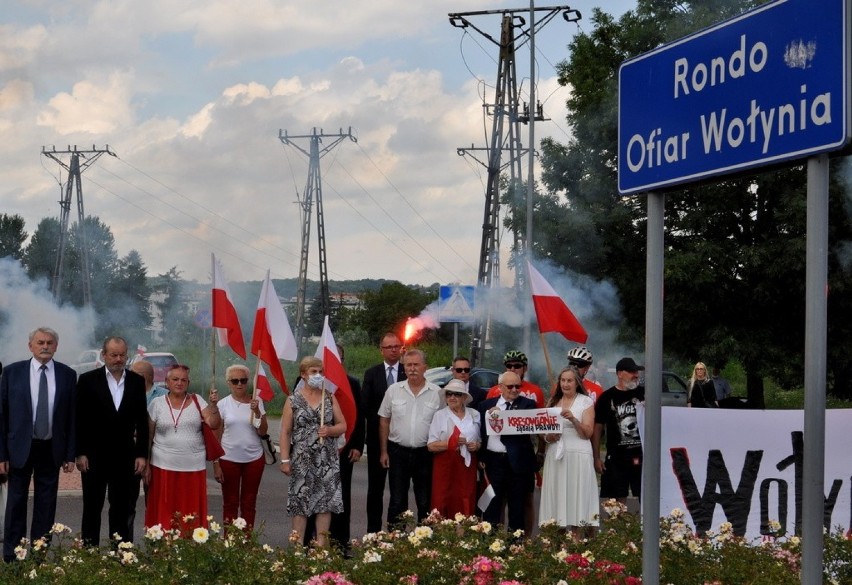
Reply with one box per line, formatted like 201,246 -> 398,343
378,348 -> 441,527
0,327 -> 77,562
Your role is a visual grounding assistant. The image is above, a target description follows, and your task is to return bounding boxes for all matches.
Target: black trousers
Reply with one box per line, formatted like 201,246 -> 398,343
386,442 -> 432,528
483,453 -> 534,533
365,433 -> 388,533
4,440 -> 60,561
81,457 -> 136,546
330,450 -> 355,547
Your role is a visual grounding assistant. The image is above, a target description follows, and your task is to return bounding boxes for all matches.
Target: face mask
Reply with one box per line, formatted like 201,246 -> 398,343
307,373 -> 325,389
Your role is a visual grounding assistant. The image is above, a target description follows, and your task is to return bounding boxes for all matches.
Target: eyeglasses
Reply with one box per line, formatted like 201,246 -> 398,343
445,391 -> 464,397
505,363 -> 525,370
381,345 -> 402,350
229,378 -> 249,385
454,367 -> 471,373
503,384 -> 522,390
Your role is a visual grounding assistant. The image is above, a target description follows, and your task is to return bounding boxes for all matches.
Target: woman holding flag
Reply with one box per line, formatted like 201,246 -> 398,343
213,364 -> 268,529
279,356 -> 346,548
427,378 -> 481,517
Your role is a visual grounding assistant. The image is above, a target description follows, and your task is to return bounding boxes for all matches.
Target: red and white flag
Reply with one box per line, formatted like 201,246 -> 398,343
477,471 -> 496,512
212,254 -> 246,359
527,261 -> 588,343
250,270 -> 297,394
254,363 -> 275,402
315,316 -> 357,444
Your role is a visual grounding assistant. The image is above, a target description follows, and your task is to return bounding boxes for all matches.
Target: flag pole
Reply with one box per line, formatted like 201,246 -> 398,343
319,380 -> 326,444
210,253 -> 217,400
538,331 -> 555,391
250,349 -> 263,424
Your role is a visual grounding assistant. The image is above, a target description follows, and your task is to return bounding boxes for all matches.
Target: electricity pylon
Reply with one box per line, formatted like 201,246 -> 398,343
279,127 -> 356,345
41,145 -> 116,305
450,6 -> 580,366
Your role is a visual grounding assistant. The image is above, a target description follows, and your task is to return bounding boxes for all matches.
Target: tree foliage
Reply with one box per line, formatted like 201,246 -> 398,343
532,0 -> 852,399
0,213 -> 27,260
357,282 -> 434,343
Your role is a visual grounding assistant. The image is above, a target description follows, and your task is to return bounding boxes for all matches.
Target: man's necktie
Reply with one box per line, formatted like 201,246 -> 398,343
35,365 -> 49,439
386,366 -> 395,387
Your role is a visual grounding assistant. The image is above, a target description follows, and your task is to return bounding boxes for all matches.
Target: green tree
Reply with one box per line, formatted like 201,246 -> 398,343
109,250 -> 153,340
23,217 -> 61,286
0,213 -> 27,260
537,0 -> 852,400
358,282 -> 434,343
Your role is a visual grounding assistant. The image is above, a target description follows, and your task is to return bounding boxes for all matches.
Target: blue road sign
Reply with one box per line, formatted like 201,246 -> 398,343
438,285 -> 475,323
618,0 -> 850,194
194,308 -> 212,329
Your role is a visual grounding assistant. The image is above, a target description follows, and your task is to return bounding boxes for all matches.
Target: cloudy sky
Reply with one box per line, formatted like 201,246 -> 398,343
2,0 -> 634,287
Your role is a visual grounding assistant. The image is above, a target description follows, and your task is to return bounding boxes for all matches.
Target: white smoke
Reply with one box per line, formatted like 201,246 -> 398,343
0,257 -> 98,367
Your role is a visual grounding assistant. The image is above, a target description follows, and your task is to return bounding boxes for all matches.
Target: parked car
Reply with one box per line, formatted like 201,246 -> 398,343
599,369 -> 690,407
130,351 -> 179,385
71,349 -> 103,376
424,366 -> 502,391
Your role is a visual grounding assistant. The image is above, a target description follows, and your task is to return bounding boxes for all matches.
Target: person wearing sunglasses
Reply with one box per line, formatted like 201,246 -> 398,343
478,371 -> 538,535
212,364 -> 268,529
427,379 -> 481,517
450,356 -> 487,409
484,350 -> 545,408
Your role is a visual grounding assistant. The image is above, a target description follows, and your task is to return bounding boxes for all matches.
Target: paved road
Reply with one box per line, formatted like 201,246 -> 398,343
34,417 -> 630,549
45,417 -> 377,549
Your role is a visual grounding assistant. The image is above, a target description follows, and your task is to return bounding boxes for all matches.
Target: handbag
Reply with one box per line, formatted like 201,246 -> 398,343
260,434 -> 277,465
190,394 -> 226,461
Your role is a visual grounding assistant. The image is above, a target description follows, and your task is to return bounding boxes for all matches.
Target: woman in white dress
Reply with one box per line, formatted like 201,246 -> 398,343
538,365 -> 599,536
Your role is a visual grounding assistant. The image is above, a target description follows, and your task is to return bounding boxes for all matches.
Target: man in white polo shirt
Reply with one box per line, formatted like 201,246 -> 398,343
378,349 -> 441,528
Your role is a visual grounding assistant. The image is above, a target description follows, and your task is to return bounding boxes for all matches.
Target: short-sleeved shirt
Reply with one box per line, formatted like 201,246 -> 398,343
219,395 -> 266,463
378,381 -> 441,448
594,386 -> 644,458
485,380 -> 545,408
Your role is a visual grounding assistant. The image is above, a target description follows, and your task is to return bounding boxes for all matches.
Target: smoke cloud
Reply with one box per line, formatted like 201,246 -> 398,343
0,257 -> 97,367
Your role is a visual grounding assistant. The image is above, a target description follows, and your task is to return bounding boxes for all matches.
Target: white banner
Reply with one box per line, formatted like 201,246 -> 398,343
484,407 -> 562,436
658,407 -> 852,540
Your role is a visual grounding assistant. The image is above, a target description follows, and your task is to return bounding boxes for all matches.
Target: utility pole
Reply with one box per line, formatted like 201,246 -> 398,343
278,127 -> 356,345
41,145 -> 116,305
450,6 -> 580,366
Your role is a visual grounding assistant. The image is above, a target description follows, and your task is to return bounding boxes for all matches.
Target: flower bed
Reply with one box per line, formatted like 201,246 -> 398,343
2,501 -> 850,584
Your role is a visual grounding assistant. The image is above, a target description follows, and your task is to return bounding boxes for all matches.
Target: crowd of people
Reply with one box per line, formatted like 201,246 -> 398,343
1,324 -> 738,559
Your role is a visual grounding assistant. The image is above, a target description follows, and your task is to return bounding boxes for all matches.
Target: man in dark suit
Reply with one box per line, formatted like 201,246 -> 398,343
360,332 -> 406,533
76,336 -> 149,547
0,327 -> 77,561
478,370 -> 538,535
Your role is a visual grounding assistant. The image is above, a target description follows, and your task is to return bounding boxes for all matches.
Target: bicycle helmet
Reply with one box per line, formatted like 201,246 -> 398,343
567,346 -> 593,367
503,350 -> 528,366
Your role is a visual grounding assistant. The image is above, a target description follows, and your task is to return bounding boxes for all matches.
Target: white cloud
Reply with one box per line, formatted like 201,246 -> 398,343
0,0 -> 631,287
37,71 -> 135,135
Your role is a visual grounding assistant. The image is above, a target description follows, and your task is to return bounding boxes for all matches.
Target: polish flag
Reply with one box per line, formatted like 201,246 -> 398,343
254,363 -> 275,402
250,270 -> 297,394
315,316 -> 357,444
447,424 -> 462,452
212,254 -> 246,359
477,470 -> 496,513
527,261 -> 588,344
